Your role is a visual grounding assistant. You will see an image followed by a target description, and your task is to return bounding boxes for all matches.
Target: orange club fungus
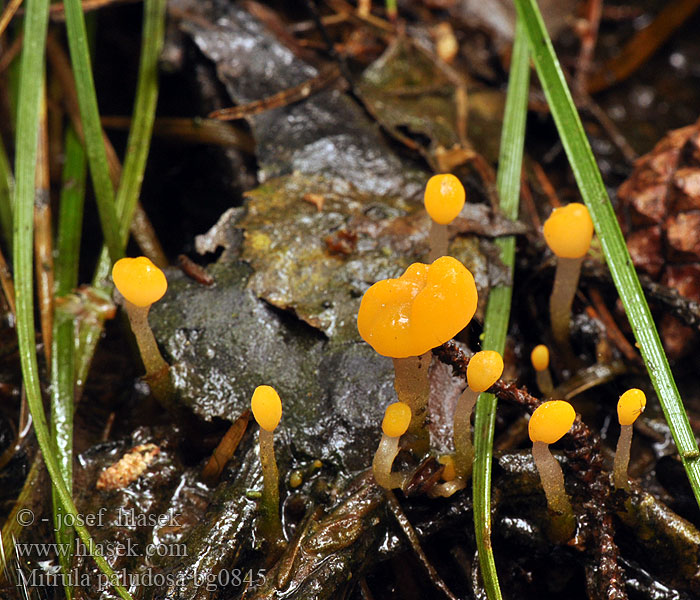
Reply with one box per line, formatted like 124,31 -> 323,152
251,385 -> 284,544
373,402 -> 412,489
531,344 -> 553,397
112,256 -> 171,401
358,256 -> 478,453
454,350 -> 503,478
543,203 -> 594,351
529,400 -> 576,539
431,350 -> 504,498
424,173 -> 465,262
613,388 -> 646,490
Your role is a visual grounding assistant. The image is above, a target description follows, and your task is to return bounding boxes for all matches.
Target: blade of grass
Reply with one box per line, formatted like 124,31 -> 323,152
13,0 -> 132,596
54,127 -> 86,294
513,0 -> 700,507
92,0 -> 166,288
115,0 -> 166,241
50,125 -> 87,600
472,19 -> 529,600
63,0 -> 122,262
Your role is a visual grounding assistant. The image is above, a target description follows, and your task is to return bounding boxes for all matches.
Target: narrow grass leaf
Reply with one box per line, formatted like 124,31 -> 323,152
51,125 -> 87,600
63,0 -> 122,262
13,0 -> 133,597
93,0 -> 167,287
473,19 -> 529,600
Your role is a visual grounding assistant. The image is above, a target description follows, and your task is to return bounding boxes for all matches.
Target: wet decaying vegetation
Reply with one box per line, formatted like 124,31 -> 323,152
2,0 -> 700,599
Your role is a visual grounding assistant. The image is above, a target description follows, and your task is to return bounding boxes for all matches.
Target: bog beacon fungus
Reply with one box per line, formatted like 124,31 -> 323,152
373,401 -> 412,489
424,173 -> 465,262
112,256 -> 171,402
251,385 -> 284,544
543,203 -> 594,350
613,388 -> 646,490
531,344 -> 553,396
358,256 -> 478,453
528,400 -> 576,539
454,350 -> 503,478
430,350 -> 504,498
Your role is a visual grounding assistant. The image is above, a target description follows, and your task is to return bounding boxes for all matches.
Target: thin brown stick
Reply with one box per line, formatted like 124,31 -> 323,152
201,410 -> 250,484
48,74 -> 66,182
34,87 -> 54,363
588,288 -> 641,364
587,0 -> 700,93
101,116 -> 256,153
326,0 -> 394,32
45,33 -> 168,267
290,11 -> 350,34
131,204 -> 167,268
358,578 -> 374,600
0,33 -> 22,75
0,243 -> 15,316
574,0 -> 603,96
0,0 -> 23,40
520,170 -> 541,231
384,490 -> 460,600
209,64 -> 341,121
531,161 -> 561,209
101,412 -> 116,441
580,94 -> 638,163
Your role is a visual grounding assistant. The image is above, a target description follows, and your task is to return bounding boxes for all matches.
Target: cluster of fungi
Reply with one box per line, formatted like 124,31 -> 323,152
110,173 -> 648,547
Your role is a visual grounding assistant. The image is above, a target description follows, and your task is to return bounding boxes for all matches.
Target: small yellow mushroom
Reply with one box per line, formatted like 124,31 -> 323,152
429,454 -> 465,498
430,350 -> 504,498
424,173 -> 465,261
358,256 -> 478,454
373,402 -> 412,489
438,455 -> 457,482
453,350 -> 504,479
531,344 -> 553,396
613,388 -> 646,490
112,257 -> 171,401
529,400 -> 576,539
543,203 -> 594,350
251,385 -> 283,544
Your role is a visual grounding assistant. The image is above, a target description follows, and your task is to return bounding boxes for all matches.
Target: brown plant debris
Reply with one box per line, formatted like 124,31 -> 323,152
96,443 -> 161,491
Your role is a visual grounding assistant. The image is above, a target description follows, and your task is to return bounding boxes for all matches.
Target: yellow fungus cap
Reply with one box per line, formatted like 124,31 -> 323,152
251,385 -> 282,432
424,174 -> 466,225
358,256 -> 478,358
617,388 -> 646,426
528,400 -> 576,444
382,402 -> 412,438
530,345 -> 550,372
438,455 -> 456,481
467,350 -> 504,393
543,203 -> 594,259
112,257 -> 167,307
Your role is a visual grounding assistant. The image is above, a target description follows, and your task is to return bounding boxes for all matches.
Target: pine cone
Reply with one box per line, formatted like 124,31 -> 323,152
617,120 -> 700,358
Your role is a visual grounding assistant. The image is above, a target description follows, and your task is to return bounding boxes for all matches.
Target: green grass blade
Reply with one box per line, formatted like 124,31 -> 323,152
0,139 -> 13,251
51,126 -> 87,600
114,0 -> 166,240
12,0 -> 132,597
472,19 -> 529,600
63,0 -> 122,262
93,0 -> 167,286
55,127 -> 87,295
513,0 -> 700,507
